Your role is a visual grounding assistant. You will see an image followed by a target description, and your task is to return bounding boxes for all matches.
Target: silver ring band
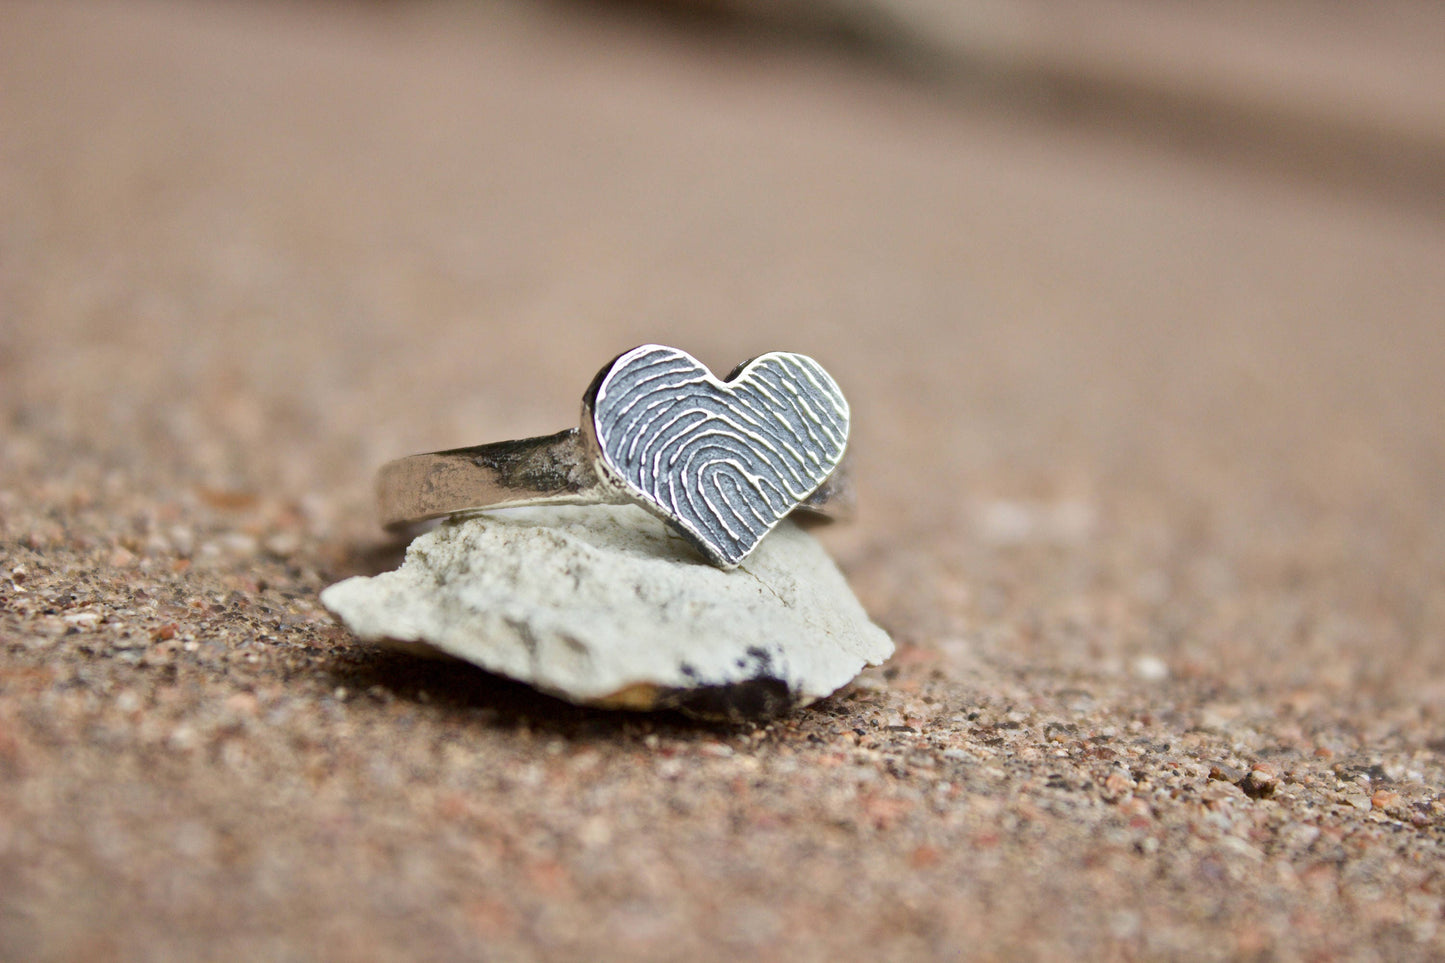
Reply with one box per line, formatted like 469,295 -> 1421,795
376,345 -> 853,568
378,429 -> 854,529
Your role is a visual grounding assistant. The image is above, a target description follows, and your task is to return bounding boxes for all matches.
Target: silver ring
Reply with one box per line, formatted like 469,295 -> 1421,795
377,344 -> 853,568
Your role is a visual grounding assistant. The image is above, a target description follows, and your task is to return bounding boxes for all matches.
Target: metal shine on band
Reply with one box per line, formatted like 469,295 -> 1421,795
377,345 -> 853,568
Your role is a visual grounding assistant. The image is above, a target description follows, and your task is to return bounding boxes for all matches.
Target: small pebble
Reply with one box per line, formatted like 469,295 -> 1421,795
1371,790 -> 1400,811
218,532 -> 259,556
1132,656 -> 1169,681
264,532 -> 301,558
1209,763 -> 1243,783
1104,771 -> 1134,801
1239,764 -> 1278,799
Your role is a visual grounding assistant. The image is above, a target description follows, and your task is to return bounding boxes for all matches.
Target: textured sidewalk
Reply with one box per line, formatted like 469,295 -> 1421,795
2,1 -> 1444,959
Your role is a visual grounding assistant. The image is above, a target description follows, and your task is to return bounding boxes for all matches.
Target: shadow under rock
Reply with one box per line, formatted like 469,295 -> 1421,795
319,644 -> 754,740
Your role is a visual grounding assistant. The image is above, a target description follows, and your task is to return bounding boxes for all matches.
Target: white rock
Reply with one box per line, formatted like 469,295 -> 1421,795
321,506 -> 893,719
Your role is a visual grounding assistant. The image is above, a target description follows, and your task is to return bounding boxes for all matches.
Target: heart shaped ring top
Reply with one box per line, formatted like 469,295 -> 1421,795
377,344 -> 852,568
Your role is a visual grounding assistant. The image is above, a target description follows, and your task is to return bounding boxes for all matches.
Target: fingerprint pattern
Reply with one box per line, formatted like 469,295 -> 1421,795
591,345 -> 849,567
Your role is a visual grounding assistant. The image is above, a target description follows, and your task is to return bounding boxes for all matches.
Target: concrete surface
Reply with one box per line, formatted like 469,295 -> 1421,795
2,1 -> 1444,959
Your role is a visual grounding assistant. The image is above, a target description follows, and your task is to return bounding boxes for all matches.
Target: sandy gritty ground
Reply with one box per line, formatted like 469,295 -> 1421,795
2,1 -> 1444,959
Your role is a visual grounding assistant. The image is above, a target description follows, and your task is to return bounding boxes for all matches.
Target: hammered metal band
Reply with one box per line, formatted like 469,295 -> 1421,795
377,345 -> 853,568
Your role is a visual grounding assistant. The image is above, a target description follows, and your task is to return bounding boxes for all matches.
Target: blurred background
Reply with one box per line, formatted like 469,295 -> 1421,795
2,0 -> 1444,958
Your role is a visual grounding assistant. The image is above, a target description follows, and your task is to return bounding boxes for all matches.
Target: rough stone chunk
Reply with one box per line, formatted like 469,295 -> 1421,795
321,506 -> 893,719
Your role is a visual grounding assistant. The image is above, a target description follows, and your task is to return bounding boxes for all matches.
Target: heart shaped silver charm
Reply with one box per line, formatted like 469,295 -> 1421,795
584,345 -> 850,568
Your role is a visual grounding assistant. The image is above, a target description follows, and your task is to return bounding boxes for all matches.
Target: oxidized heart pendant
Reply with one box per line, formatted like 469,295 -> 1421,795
585,345 -> 850,567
